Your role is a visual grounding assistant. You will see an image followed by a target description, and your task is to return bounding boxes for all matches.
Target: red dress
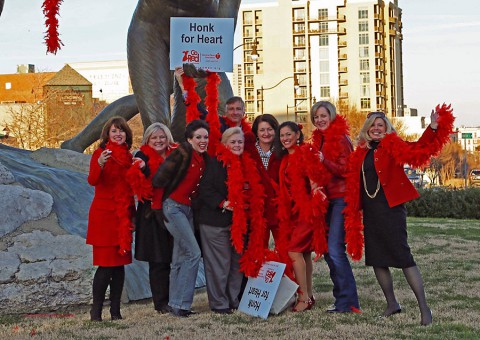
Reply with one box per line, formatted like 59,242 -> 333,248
278,148 -> 313,253
86,143 -> 135,267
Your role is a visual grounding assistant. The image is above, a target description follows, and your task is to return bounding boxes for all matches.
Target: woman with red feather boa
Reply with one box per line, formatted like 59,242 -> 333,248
274,121 -> 322,312
86,117 -> 135,321
305,101 -> 360,313
343,104 -> 454,326
127,123 -> 177,314
197,127 -> 267,314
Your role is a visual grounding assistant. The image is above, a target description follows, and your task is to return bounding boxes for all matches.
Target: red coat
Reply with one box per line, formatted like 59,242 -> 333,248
244,132 -> 281,226
344,103 -> 455,260
86,147 -> 135,250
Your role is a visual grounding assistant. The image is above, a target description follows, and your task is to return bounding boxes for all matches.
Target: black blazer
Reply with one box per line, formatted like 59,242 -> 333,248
197,156 -> 233,228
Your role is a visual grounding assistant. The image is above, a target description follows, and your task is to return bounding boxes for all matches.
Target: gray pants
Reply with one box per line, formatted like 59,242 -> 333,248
199,224 -> 244,310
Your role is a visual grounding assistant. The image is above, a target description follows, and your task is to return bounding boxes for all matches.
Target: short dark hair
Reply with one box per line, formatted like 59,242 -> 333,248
274,121 -> 304,157
225,96 -> 245,109
185,119 -> 210,140
99,116 -> 133,149
252,114 -> 279,138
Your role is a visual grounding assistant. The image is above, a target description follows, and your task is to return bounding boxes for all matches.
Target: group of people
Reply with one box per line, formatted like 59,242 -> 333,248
86,93 -> 454,326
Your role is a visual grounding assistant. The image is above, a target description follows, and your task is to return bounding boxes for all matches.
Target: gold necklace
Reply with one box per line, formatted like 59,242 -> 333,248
362,160 -> 380,199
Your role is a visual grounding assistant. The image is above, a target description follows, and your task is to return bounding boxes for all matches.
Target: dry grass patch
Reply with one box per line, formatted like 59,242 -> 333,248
1,217 -> 479,339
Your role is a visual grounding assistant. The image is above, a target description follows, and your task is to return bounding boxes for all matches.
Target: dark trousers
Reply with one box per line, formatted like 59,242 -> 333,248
149,261 -> 170,311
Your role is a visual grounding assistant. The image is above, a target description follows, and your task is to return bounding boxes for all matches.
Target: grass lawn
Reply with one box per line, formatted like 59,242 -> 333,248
1,217 -> 479,339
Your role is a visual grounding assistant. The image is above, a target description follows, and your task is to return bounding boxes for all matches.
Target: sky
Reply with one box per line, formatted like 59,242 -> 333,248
0,0 -> 479,126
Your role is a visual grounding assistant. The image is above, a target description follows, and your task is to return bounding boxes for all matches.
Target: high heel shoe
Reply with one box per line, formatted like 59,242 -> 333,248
292,298 -> 313,312
309,296 -> 316,307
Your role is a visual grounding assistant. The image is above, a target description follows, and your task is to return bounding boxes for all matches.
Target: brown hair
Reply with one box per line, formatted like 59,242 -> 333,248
99,116 -> 133,149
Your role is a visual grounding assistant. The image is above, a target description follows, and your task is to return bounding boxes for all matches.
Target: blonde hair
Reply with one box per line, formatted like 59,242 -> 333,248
221,127 -> 244,145
357,112 -> 395,147
141,122 -> 175,146
310,101 -> 337,124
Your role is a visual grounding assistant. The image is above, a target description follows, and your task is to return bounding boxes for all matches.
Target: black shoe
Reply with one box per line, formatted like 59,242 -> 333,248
90,309 -> 102,322
212,308 -> 233,315
111,314 -> 123,321
171,308 -> 196,317
156,305 -> 173,314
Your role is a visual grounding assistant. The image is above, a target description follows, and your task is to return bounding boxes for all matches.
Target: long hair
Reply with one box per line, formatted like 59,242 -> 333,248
357,112 -> 395,147
141,122 -> 175,147
274,121 -> 304,157
310,100 -> 337,124
99,116 -> 133,149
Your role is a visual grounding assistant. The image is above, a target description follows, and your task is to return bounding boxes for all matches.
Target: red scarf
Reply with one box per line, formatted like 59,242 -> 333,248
215,144 -> 267,277
224,116 -> 252,135
105,142 -> 134,255
343,103 -> 455,261
42,0 -> 64,54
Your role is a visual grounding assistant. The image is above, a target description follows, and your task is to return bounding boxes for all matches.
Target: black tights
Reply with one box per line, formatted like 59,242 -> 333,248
92,266 -> 125,314
373,266 -> 432,325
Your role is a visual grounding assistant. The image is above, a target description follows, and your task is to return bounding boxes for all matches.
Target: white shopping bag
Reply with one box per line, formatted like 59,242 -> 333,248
269,275 -> 298,315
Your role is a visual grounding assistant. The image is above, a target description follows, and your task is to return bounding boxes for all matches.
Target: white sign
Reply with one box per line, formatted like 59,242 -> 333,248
170,17 -> 234,72
238,261 -> 286,319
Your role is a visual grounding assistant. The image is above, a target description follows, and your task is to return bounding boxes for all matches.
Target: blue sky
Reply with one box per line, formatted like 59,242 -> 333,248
0,0 -> 478,126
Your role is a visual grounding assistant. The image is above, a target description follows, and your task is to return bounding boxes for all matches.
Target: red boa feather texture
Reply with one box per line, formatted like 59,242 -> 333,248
105,142 -> 135,255
343,103 -> 455,261
183,75 -> 201,123
42,0 -> 64,54
215,144 -> 267,277
205,73 -> 222,156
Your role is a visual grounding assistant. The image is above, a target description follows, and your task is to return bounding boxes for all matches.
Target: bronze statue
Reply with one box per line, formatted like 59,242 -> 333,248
61,0 -> 241,152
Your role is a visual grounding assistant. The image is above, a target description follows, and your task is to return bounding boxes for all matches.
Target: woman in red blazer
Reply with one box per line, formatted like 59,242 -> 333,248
86,116 -> 135,322
344,104 -> 454,326
244,114 -> 282,247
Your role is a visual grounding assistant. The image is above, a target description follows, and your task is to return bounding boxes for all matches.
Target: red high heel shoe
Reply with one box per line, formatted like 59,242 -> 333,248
292,298 -> 313,312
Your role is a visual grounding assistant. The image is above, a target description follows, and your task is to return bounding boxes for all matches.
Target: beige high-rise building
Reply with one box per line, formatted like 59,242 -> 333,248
235,0 -> 404,126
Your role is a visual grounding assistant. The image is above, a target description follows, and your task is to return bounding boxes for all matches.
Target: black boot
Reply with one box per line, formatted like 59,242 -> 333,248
90,266 -> 112,321
109,266 -> 125,320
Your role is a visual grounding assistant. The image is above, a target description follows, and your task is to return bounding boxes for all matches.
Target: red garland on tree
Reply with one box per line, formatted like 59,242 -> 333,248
42,0 -> 64,54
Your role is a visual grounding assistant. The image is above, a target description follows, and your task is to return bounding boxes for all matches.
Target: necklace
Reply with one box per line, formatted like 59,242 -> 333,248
361,160 -> 380,199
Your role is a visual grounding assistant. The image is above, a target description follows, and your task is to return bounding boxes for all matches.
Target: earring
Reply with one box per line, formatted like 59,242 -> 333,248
296,139 -> 300,145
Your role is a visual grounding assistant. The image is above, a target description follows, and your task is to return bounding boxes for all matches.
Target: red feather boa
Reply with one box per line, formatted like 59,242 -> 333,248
276,145 -> 329,279
205,73 -> 222,156
215,144 -> 267,277
343,103 -> 455,261
105,142 -> 134,255
127,145 -> 173,202
42,0 -> 64,54
182,72 -> 222,156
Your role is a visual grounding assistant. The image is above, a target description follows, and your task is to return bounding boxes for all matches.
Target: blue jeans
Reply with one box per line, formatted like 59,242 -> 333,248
163,198 -> 201,310
324,197 -> 360,311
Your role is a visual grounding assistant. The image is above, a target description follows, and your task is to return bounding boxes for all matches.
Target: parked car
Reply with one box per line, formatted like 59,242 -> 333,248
469,169 -> 480,187
404,166 -> 425,188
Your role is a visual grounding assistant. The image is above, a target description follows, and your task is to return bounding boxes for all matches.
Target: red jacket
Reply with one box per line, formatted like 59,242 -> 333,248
86,147 -> 135,249
244,132 -> 281,225
322,134 -> 352,200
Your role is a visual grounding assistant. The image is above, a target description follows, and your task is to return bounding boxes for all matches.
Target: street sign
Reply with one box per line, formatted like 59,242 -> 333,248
462,133 -> 473,139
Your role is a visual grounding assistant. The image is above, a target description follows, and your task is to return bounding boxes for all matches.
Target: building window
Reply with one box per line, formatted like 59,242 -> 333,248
360,72 -> 370,83
245,89 -> 254,100
361,85 -> 370,96
245,76 -> 254,87
319,22 -> 328,33
359,46 -> 369,58
320,73 -> 329,84
359,33 -> 369,45
319,60 -> 329,72
359,21 -> 369,32
361,98 -> 371,109
318,8 -> 328,20
295,61 -> 307,73
243,12 -> 253,25
358,9 -> 368,19
5,82 -> 11,90
294,36 -> 305,46
255,10 -> 262,24
294,49 -> 306,60
293,8 -> 305,21
320,86 -> 330,98
243,26 -> 253,37
244,63 -> 254,75
360,60 -> 369,71
319,35 -> 329,46
293,23 -> 305,33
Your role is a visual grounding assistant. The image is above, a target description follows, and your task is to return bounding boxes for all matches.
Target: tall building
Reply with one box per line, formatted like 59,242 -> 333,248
236,0 -> 404,126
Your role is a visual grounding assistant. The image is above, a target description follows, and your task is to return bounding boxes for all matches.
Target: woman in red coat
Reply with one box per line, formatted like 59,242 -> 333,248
244,114 -> 282,248
344,105 -> 454,326
86,116 -> 135,321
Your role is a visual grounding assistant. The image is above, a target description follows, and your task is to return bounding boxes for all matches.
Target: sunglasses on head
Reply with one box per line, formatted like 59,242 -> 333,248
367,111 -> 386,118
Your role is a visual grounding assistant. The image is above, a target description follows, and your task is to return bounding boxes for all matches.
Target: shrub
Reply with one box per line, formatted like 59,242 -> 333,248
406,187 -> 480,219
